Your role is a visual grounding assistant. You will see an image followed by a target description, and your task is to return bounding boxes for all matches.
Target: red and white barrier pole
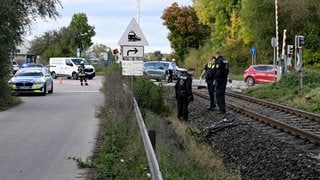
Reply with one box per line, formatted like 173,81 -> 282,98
275,0 -> 279,63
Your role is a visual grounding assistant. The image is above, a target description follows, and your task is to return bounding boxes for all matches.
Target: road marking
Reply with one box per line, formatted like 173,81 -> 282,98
53,80 -> 102,87
56,91 -> 101,93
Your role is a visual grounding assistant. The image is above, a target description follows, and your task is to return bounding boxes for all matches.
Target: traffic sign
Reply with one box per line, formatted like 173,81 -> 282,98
118,18 -> 149,46
271,37 -> 277,48
121,60 -> 144,76
122,46 -> 144,58
250,47 -> 256,55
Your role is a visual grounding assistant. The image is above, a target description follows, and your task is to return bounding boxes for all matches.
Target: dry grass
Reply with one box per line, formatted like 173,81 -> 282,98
144,109 -> 239,179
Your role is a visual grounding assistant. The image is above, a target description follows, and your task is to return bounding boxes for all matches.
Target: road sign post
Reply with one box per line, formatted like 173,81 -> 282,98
250,47 -> 256,65
295,35 -> 305,96
271,37 -> 277,82
118,18 -> 148,76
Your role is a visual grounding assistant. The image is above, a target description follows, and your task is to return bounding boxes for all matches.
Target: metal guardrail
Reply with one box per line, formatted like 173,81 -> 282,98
133,98 -> 163,180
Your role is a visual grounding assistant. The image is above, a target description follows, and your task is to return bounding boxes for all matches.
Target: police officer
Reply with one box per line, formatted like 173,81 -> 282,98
78,61 -> 88,86
167,63 -> 174,83
175,68 -> 196,121
214,51 -> 229,114
200,56 -> 217,111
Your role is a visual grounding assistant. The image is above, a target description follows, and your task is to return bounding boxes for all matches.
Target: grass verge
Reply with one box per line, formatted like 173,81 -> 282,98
242,69 -> 320,114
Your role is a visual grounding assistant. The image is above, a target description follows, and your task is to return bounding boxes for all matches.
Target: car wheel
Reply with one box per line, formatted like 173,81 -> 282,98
246,77 -> 255,86
51,72 -> 57,79
42,85 -> 47,96
48,82 -> 53,94
72,72 -> 78,80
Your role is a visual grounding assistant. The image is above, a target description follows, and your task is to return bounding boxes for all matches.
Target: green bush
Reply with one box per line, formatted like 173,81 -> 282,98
0,76 -> 21,111
133,77 -> 170,115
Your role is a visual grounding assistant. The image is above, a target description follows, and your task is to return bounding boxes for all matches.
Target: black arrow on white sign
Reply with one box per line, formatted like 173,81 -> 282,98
127,48 -> 138,56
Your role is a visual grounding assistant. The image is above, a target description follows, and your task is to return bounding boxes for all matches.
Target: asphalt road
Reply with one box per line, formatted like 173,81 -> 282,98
0,76 -> 103,180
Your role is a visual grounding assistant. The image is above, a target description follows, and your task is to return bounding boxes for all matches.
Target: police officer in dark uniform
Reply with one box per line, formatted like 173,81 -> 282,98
214,51 -> 229,114
78,61 -> 88,86
200,56 -> 217,111
167,65 -> 174,83
175,68 -> 196,121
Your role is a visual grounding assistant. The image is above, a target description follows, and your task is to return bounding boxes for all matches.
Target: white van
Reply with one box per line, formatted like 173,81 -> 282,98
49,57 -> 95,80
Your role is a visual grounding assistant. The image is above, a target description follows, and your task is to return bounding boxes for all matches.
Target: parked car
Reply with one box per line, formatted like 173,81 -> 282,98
160,61 -> 176,81
8,67 -> 53,96
160,61 -> 188,80
143,61 -> 167,81
243,64 -> 277,86
176,66 -> 187,79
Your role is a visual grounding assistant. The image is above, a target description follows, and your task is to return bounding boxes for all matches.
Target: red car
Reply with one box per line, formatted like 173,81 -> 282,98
243,64 -> 277,86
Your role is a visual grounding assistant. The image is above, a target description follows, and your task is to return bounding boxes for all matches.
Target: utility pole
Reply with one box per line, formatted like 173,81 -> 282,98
275,0 -> 280,64
136,0 -> 140,25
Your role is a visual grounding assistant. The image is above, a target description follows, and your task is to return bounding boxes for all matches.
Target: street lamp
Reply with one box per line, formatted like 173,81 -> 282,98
77,33 -> 88,57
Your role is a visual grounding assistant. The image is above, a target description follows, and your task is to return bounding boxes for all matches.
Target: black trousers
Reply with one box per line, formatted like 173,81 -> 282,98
79,75 -> 87,83
216,79 -> 227,113
177,97 -> 189,121
206,80 -> 216,108
167,69 -> 173,82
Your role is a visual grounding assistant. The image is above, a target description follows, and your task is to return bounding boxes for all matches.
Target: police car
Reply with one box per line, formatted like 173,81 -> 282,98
8,67 -> 53,96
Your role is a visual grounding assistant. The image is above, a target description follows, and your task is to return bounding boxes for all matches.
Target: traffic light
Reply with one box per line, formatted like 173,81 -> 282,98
297,36 -> 305,48
287,45 -> 294,55
113,48 -> 119,54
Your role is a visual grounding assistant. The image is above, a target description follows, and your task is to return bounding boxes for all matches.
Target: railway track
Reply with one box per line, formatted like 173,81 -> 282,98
193,89 -> 320,144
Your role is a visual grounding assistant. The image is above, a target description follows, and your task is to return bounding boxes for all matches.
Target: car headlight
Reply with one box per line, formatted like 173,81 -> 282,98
34,77 -> 46,84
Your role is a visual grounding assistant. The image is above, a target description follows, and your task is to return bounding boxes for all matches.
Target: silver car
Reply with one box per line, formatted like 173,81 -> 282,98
8,67 -> 53,96
143,61 -> 167,81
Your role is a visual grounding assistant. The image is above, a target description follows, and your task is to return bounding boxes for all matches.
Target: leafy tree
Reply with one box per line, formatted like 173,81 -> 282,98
161,3 -> 210,62
92,44 -> 107,54
146,51 -> 163,61
69,13 -> 95,55
241,0 -> 320,66
193,0 -> 248,73
194,0 -> 241,48
29,29 -> 63,60
241,0 -> 280,63
90,43 -> 112,62
0,0 -> 60,108
186,0 -> 320,75
29,13 -> 96,62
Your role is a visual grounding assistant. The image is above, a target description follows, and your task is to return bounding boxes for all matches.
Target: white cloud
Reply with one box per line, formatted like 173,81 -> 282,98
26,0 -> 192,54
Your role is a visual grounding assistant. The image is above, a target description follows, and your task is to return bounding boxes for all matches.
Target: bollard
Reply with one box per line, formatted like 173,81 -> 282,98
148,129 -> 156,151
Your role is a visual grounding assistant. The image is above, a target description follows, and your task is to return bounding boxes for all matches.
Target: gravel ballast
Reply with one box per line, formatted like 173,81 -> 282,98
165,85 -> 320,179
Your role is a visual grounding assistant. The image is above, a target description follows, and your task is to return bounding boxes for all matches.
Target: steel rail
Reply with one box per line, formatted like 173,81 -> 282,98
193,91 -> 320,144
226,91 -> 320,122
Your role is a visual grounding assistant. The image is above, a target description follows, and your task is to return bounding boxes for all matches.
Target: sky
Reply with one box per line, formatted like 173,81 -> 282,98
26,0 -> 192,54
